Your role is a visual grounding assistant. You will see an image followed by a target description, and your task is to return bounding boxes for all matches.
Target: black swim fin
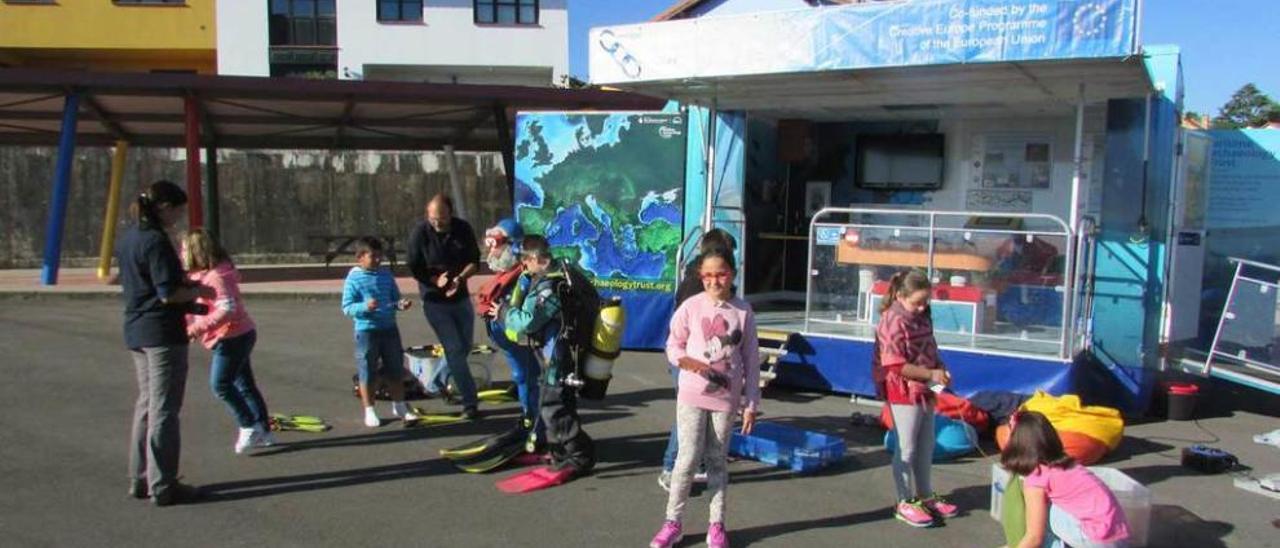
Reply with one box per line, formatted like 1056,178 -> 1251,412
440,426 -> 520,459
442,426 -> 529,473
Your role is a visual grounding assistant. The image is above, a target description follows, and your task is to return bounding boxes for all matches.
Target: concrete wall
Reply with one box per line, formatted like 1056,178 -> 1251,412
216,0 -> 270,76
0,148 -> 510,269
337,0 -> 567,85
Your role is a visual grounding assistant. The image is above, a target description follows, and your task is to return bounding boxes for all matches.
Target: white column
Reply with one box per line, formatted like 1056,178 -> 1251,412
1069,83 -> 1086,234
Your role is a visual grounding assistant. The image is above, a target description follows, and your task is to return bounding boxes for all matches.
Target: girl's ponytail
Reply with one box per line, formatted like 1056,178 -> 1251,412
880,270 -> 932,314
129,193 -> 157,226
128,180 -> 187,227
880,271 -> 908,314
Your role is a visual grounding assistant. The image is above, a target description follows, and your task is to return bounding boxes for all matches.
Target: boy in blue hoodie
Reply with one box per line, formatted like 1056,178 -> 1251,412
342,237 -> 419,427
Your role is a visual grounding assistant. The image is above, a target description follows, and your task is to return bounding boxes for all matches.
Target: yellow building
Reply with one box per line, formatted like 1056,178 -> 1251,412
0,0 -> 216,74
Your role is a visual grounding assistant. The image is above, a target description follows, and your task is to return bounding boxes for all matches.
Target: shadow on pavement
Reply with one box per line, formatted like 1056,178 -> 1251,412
1147,504 -> 1233,547
198,458 -> 455,502
727,506 -> 894,546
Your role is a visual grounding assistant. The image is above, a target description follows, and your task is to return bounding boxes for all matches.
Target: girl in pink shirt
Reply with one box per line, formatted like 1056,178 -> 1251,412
650,249 -> 760,548
1001,411 -> 1130,548
183,230 -> 275,455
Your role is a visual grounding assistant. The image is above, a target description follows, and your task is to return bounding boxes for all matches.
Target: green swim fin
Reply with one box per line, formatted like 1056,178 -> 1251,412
477,387 -> 518,404
404,408 -> 468,427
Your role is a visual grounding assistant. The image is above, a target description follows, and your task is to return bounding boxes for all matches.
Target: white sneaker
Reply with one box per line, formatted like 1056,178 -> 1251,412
363,407 -> 381,428
252,423 -> 277,448
391,401 -> 419,421
234,427 -> 256,454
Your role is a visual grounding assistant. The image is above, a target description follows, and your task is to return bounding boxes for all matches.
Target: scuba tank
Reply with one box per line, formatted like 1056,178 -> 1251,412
577,296 -> 624,400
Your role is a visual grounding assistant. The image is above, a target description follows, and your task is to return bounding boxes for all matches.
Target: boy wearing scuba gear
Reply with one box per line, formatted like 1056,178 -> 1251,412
502,235 -> 596,476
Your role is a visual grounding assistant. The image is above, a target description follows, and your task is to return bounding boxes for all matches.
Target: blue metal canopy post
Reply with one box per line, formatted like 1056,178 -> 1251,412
40,92 -> 80,286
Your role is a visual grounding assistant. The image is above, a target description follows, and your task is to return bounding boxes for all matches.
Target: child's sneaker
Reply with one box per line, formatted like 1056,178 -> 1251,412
707,522 -> 729,548
363,407 -> 381,428
391,401 -> 419,421
234,427 -> 255,454
252,423 -> 277,448
923,493 -> 959,518
894,499 -> 935,528
649,520 -> 683,548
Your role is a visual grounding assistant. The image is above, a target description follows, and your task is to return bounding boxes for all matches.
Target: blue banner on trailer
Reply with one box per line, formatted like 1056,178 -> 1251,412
591,0 -> 1138,84
513,112 -> 688,349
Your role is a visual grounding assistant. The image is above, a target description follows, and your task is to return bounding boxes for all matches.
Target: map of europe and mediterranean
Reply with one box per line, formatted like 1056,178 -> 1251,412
514,113 -> 686,296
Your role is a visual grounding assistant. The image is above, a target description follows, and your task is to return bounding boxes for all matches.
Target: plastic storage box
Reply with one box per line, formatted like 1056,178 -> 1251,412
728,422 -> 846,473
989,464 -> 1151,547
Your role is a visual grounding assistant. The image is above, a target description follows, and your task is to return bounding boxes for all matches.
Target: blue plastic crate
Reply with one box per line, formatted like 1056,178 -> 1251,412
729,422 -> 846,473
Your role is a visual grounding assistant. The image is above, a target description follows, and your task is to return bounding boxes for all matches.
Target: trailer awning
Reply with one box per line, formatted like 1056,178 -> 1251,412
606,56 -> 1154,121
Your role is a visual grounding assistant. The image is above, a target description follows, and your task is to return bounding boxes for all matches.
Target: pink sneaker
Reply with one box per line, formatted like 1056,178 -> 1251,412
707,522 -> 729,548
895,500 -> 936,528
649,520 -> 683,548
923,493 -> 959,518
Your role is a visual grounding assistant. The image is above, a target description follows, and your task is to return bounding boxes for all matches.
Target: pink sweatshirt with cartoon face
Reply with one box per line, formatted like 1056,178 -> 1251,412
185,261 -> 256,349
665,292 -> 761,414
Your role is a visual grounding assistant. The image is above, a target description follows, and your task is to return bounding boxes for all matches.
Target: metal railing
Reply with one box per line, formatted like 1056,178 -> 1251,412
1070,215 -> 1099,355
1205,257 -> 1280,384
805,207 -> 1077,359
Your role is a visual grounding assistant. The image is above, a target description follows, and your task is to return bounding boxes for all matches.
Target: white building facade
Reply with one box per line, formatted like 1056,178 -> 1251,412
217,0 -> 567,86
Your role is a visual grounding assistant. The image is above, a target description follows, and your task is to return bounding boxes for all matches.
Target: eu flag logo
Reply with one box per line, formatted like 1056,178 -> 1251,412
1055,0 -> 1118,46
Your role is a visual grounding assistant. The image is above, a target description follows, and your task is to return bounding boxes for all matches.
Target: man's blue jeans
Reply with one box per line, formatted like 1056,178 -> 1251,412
485,319 -> 540,420
422,298 -> 478,408
209,330 -> 268,428
663,364 -> 680,472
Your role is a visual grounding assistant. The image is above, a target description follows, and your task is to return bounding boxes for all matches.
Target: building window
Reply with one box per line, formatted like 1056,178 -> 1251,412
378,0 -> 423,23
474,0 -> 538,25
269,0 -> 337,46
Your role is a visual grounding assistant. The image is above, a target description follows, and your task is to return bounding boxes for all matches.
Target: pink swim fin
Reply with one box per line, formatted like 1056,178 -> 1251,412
495,465 -> 576,494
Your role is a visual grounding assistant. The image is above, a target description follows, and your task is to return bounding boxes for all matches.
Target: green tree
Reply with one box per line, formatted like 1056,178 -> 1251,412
1212,83 -> 1279,129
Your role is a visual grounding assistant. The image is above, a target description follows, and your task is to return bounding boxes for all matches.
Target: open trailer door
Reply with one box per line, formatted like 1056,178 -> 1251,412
1191,258 -> 1280,395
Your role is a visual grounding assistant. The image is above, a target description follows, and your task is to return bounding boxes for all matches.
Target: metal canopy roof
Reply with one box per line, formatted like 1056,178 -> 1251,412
609,56 -> 1154,121
0,69 -> 665,150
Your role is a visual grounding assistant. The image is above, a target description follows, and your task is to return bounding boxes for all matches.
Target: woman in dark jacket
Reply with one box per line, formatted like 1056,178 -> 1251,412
118,180 -> 204,507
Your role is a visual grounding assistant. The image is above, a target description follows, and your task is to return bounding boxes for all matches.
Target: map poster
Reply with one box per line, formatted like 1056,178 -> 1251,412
514,112 -> 687,349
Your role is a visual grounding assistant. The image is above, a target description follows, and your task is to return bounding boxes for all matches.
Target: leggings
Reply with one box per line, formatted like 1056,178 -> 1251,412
889,401 -> 935,501
665,403 -> 732,524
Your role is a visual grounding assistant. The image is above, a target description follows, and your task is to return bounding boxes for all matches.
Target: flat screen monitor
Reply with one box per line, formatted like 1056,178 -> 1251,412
855,134 -> 945,190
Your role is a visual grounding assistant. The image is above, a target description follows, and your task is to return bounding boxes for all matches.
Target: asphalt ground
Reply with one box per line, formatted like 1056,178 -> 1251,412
0,297 -> 1276,547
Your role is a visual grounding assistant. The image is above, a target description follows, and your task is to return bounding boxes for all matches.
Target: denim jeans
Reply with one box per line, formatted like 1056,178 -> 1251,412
209,330 -> 268,429
129,344 -> 188,497
662,364 -> 680,471
422,298 -> 478,407
354,327 -> 406,386
485,319 -> 540,419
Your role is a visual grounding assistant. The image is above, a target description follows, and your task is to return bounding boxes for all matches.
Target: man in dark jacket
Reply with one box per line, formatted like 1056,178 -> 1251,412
407,194 -> 481,418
